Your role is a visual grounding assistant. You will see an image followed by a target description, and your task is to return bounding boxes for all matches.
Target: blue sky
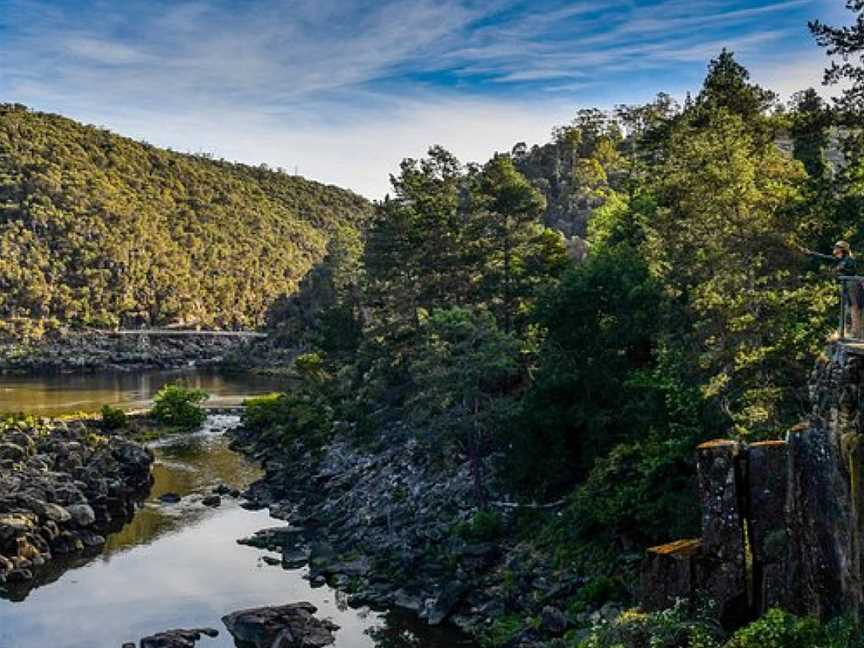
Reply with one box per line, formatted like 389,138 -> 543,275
0,0 -> 848,197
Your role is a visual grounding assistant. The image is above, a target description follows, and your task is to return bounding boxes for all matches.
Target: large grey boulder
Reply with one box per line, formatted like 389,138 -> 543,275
65,504 -> 96,527
0,443 -> 26,462
221,602 -> 338,648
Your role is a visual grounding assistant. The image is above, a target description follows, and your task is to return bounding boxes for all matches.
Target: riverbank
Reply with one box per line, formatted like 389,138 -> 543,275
228,422 -> 602,648
0,330 -> 251,374
0,415 -> 154,590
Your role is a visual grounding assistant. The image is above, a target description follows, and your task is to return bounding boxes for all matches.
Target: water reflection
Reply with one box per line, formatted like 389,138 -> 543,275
0,368 -> 289,416
104,416 -> 261,559
0,417 -> 476,648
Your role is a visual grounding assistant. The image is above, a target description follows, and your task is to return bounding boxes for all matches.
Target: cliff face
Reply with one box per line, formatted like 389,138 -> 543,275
642,343 -> 864,625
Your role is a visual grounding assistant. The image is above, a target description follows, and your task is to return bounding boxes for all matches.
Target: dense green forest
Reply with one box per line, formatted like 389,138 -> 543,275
254,5 -> 864,642
0,104 -> 371,337
282,46 -> 859,489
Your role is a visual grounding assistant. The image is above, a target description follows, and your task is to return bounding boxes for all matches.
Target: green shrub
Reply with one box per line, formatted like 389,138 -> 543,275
535,431 -> 702,579
242,392 -> 290,430
481,613 -> 525,647
454,510 -> 504,543
725,609 -> 863,648
100,404 -> 128,430
574,607 -> 863,648
569,577 -> 627,616
242,390 -> 333,452
294,352 -> 328,383
151,383 -> 209,430
575,605 -> 722,648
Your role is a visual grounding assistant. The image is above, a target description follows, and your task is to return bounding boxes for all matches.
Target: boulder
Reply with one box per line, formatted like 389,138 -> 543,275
221,602 -> 338,648
137,627 -> 218,648
0,513 -> 37,542
421,581 -> 468,625
37,502 -> 72,524
65,504 -> 96,527
0,443 -> 26,462
237,526 -> 305,550
201,495 -> 221,508
540,606 -> 569,635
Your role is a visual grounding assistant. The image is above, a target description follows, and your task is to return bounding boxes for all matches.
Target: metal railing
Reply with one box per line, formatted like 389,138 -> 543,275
838,276 -> 864,341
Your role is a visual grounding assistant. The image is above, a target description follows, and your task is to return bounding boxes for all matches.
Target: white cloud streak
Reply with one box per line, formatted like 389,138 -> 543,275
0,0 -> 843,197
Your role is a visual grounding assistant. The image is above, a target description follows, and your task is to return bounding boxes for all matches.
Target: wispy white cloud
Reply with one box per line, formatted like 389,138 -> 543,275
0,0 -> 842,197
44,95 -> 576,199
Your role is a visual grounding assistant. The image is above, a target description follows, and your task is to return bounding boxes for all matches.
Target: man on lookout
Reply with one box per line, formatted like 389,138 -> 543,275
806,241 -> 861,339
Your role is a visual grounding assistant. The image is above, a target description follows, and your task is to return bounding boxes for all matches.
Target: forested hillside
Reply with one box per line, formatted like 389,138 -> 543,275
0,104 -> 371,336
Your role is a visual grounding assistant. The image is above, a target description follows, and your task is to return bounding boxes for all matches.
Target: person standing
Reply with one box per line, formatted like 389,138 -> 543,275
804,241 -> 861,339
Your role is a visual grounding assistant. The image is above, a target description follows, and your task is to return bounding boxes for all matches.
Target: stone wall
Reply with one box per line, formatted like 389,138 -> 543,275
641,343 -> 864,624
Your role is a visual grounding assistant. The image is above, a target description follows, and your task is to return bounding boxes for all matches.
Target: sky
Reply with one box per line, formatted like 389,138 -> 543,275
0,0 -> 852,198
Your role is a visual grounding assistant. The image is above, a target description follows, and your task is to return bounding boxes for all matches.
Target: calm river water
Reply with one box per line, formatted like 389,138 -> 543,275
0,368 -> 290,416
0,372 -> 474,648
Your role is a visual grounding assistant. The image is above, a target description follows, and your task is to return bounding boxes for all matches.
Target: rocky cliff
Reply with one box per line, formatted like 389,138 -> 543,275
642,342 -> 864,625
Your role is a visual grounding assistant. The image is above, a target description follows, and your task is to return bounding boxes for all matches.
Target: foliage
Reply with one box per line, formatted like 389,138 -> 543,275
724,609 -> 845,648
151,383 -> 209,430
512,108 -> 624,239
693,49 -> 777,124
265,223 -> 364,356
641,104 -> 817,437
241,356 -> 336,452
242,393 -> 288,430
453,510 -> 505,543
359,148 -> 566,407
575,604 -> 722,648
810,1 -> 864,125
568,577 -> 628,615
100,404 -> 127,430
570,434 -> 700,543
507,245 -> 666,492
231,46 -> 864,637
480,614 -> 525,648
473,154 -> 549,332
410,307 -> 522,502
0,104 -> 371,332
573,607 -> 863,648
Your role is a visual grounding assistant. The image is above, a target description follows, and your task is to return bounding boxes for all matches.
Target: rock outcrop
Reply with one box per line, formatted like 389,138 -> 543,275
0,417 -> 153,589
0,330 -> 244,373
230,422 -> 584,640
230,426 -> 492,627
642,342 -> 864,624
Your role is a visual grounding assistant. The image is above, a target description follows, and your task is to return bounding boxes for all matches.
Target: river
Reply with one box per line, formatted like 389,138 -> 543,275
0,370 -> 474,648
0,368 -> 291,416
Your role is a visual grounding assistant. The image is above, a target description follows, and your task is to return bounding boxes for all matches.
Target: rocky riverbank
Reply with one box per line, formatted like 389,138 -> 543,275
0,330 -> 248,373
0,416 -> 153,590
229,424 -> 596,648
